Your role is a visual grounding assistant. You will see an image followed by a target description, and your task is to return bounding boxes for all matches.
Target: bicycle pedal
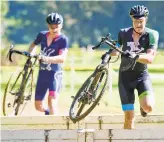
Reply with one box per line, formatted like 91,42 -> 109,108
7,103 -> 12,108
10,92 -> 19,96
71,96 -> 75,99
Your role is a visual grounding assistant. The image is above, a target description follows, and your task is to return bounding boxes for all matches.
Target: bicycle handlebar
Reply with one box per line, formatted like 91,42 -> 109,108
7,45 -> 38,62
92,33 -> 111,50
92,33 -> 124,54
92,33 -> 143,71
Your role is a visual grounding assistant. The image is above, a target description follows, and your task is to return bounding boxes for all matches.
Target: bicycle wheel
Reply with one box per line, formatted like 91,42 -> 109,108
69,67 -> 108,122
3,70 -> 33,116
16,70 -> 33,115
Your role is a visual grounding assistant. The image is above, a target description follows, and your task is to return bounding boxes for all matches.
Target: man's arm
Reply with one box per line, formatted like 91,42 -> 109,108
41,49 -> 68,64
27,32 -> 42,54
43,55 -> 66,64
137,30 -> 159,64
110,50 -> 120,56
28,42 -> 37,54
110,30 -> 123,56
137,49 -> 156,64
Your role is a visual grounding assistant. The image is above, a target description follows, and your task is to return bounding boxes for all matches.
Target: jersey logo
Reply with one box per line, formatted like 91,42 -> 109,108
127,42 -> 140,52
40,47 -> 56,71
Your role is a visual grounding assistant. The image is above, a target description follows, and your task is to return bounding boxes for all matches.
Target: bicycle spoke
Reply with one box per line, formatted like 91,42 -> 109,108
76,103 -> 85,117
3,69 -> 33,116
17,102 -> 27,115
69,68 -> 108,122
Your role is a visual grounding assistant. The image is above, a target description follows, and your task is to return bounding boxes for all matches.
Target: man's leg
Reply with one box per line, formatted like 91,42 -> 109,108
35,100 -> 49,114
35,83 -> 49,115
124,110 -> 135,129
48,71 -> 62,115
137,78 -> 155,116
35,93 -> 50,115
118,72 -> 136,129
122,104 -> 135,129
139,91 -> 154,114
48,91 -> 59,115
35,70 -> 49,115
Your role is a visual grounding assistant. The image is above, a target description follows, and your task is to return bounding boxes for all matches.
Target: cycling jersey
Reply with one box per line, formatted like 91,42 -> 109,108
34,31 -> 68,101
117,27 -> 159,111
118,27 -> 159,72
34,31 -> 68,72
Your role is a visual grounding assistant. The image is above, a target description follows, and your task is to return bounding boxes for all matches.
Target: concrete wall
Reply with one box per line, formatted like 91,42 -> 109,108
1,114 -> 164,142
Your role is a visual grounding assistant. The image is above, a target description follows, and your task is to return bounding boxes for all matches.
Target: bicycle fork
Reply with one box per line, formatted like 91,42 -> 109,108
87,71 -> 105,101
92,72 -> 105,99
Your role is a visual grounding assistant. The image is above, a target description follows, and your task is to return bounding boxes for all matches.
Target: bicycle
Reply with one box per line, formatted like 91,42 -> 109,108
3,45 -> 38,116
69,33 -> 142,123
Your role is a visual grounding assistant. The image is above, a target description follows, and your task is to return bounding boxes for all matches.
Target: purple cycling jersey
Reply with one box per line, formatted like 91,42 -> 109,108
34,31 -> 68,71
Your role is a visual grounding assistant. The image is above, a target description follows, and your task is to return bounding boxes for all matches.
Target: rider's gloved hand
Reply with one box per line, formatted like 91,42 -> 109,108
38,54 -> 48,63
23,51 -> 31,57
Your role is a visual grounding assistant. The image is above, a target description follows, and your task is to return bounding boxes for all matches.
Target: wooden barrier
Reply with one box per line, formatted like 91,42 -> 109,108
1,114 -> 164,142
1,129 -> 164,142
2,114 -> 164,130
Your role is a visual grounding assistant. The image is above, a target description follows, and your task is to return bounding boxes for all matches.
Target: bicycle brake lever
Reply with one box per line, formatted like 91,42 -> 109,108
92,41 -> 103,50
6,45 -> 14,59
7,45 -> 14,62
92,33 -> 112,50
106,33 -> 111,39
9,50 -> 13,62
92,43 -> 101,50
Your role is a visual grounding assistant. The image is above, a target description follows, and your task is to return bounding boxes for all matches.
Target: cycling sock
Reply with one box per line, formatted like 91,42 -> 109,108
45,109 -> 50,115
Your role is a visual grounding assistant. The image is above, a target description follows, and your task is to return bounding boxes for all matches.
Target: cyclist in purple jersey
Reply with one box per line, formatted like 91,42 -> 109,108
110,5 -> 159,129
27,12 -> 68,115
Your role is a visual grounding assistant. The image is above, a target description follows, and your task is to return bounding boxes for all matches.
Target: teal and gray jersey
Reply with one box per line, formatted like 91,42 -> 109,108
117,27 -> 159,72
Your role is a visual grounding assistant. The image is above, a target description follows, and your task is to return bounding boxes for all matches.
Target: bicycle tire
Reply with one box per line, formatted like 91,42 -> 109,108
3,70 -> 33,116
15,70 -> 33,115
69,67 -> 108,122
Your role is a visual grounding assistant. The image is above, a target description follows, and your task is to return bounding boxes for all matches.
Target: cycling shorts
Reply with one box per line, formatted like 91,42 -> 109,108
35,70 -> 62,101
118,71 -> 154,111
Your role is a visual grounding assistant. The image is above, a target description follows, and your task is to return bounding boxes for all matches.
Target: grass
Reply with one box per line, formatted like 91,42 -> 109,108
1,45 -> 164,72
1,66 -> 164,116
1,46 -> 164,115
58,85 -> 164,115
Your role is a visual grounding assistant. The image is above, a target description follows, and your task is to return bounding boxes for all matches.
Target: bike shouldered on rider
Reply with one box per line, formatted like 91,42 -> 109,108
26,13 -> 68,115
107,5 -> 159,129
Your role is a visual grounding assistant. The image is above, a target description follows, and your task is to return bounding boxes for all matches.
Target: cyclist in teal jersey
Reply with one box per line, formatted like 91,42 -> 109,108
26,12 -> 68,115
110,5 -> 159,129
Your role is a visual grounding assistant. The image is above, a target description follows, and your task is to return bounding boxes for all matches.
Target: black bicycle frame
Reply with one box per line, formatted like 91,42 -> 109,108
19,57 -> 37,97
8,48 -> 38,101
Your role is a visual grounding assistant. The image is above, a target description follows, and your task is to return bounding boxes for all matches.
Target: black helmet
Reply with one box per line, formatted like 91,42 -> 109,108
46,12 -> 63,25
129,5 -> 149,18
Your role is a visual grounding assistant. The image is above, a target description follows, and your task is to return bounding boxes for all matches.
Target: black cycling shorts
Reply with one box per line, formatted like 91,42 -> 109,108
118,71 -> 154,111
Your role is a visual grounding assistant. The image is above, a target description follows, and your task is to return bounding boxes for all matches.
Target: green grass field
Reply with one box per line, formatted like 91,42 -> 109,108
1,66 -> 164,116
1,47 -> 164,116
